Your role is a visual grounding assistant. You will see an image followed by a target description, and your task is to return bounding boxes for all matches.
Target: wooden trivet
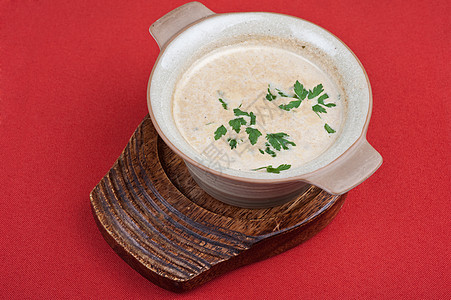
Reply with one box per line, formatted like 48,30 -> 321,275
90,115 -> 346,292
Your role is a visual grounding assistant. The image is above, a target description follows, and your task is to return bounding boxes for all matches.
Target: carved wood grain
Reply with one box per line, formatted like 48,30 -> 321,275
90,115 -> 346,292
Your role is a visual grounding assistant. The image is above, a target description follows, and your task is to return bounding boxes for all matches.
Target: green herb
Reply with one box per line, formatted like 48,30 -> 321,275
276,88 -> 290,97
312,104 -> 327,117
317,93 -> 329,104
324,123 -> 336,133
308,83 -> 324,99
253,164 -> 291,174
249,112 -> 256,125
266,133 -> 296,151
228,117 -> 247,133
318,94 -> 336,107
311,91 -> 336,117
278,99 -> 302,111
233,108 -> 249,117
245,127 -> 262,145
264,143 -> 277,157
214,125 -> 227,140
218,98 -> 228,110
213,80 -> 336,151
294,80 -> 308,100
234,108 -> 256,125
266,85 -> 277,101
227,138 -> 237,149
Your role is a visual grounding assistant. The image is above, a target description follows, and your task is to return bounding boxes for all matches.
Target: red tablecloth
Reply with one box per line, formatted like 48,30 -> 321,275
1,1 -> 449,298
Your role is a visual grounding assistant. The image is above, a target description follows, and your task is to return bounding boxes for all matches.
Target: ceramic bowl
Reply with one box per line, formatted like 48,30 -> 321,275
147,2 -> 382,208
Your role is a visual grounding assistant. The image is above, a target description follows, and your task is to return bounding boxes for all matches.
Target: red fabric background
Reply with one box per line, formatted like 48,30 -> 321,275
1,0 -> 449,298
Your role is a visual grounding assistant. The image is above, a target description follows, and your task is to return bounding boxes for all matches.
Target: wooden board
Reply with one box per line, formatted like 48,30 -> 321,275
90,115 -> 346,292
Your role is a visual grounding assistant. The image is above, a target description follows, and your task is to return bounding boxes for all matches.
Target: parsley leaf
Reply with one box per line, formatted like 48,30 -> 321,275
324,123 -> 336,134
245,127 -> 262,145
249,112 -> 256,125
294,80 -> 308,100
266,85 -> 277,101
317,93 -> 329,104
253,164 -> 291,174
229,117 -> 247,133
278,99 -> 302,111
265,146 -> 276,157
266,133 -> 296,151
218,98 -> 228,110
214,125 -> 227,140
264,144 -> 277,157
227,138 -> 237,149
312,104 -> 327,116
318,94 -> 336,107
276,88 -> 290,97
234,108 -> 256,125
233,108 -> 249,117
308,84 -> 324,99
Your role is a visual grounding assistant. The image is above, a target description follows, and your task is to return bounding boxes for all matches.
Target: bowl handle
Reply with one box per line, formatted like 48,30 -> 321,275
304,138 -> 382,195
149,2 -> 215,49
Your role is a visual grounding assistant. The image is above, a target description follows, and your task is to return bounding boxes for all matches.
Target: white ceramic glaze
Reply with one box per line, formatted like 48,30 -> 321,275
147,2 -> 382,208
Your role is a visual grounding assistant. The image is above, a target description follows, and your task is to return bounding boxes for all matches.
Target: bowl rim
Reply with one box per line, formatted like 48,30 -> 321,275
147,11 -> 372,184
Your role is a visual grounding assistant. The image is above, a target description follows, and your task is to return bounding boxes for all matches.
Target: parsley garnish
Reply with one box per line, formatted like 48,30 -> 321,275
318,94 -> 336,107
218,98 -> 228,110
312,104 -> 327,117
234,108 -> 257,125
264,143 -> 277,157
266,133 -> 296,151
266,85 -> 277,101
227,138 -> 237,149
310,90 -> 336,122
276,88 -> 290,97
249,112 -> 256,125
233,108 -> 249,117
245,127 -> 262,145
279,99 -> 302,111
214,125 -> 227,140
276,81 -> 308,111
213,80 -> 337,154
253,164 -> 291,174
228,117 -> 247,133
294,80 -> 308,100
324,123 -> 336,133
308,84 -> 324,99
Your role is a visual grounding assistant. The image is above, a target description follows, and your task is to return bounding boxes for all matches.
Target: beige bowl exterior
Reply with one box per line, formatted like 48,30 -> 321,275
147,2 -> 382,208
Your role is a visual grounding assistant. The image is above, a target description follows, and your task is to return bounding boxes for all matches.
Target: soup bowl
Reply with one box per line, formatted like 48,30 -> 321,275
147,2 -> 382,208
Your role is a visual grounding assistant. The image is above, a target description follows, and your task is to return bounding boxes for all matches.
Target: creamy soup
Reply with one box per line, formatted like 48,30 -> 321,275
173,39 -> 344,173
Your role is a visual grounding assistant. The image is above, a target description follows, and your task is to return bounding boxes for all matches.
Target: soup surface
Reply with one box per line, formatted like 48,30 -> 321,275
173,39 -> 344,173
